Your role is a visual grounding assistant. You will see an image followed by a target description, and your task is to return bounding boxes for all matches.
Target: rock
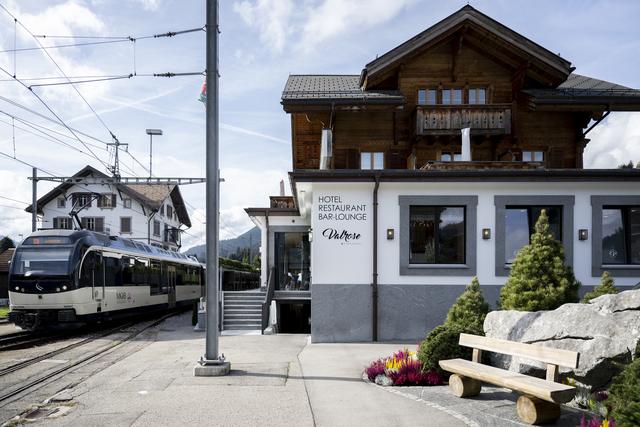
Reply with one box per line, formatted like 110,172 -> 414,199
484,290 -> 640,388
375,374 -> 393,387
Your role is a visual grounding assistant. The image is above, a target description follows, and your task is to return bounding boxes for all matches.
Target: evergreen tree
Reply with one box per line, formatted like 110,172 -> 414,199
499,210 -> 580,311
445,277 -> 489,333
0,236 -> 15,253
581,271 -> 619,303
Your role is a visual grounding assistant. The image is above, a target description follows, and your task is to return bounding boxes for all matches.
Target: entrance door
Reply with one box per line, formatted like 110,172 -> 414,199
274,232 -> 311,291
86,252 -> 104,302
167,265 -> 176,308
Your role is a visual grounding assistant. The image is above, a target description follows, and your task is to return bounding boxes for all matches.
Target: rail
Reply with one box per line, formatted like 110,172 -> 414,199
415,104 -> 511,135
261,267 -> 276,333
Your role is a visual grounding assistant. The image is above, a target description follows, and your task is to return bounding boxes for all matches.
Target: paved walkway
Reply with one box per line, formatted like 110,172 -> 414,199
11,314 -> 583,426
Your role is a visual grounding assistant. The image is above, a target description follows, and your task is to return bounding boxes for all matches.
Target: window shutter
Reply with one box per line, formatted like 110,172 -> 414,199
111,194 -> 117,207
53,217 -> 59,229
81,217 -> 88,229
97,195 -> 103,208
95,218 -> 104,232
87,194 -> 92,208
65,218 -> 72,229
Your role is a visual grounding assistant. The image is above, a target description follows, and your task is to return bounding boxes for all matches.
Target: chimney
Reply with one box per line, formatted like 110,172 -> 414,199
461,127 -> 471,161
279,180 -> 285,197
320,128 -> 333,169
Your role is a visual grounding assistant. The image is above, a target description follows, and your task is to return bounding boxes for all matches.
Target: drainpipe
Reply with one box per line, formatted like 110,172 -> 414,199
372,175 -> 380,341
147,211 -> 157,244
265,211 -> 270,288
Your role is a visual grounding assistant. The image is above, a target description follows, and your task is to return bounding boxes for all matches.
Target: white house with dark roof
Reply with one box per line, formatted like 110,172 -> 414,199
26,165 -> 191,251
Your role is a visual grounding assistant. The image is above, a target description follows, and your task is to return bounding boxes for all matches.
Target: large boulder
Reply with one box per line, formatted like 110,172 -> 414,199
484,290 -> 640,388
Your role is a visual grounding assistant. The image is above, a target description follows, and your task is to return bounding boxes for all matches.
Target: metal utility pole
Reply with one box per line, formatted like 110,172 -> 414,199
195,0 -> 229,376
146,128 -> 163,177
31,167 -> 37,232
107,136 -> 128,178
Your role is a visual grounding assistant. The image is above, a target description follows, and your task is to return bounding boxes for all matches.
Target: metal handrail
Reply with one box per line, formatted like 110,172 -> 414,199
261,267 -> 276,333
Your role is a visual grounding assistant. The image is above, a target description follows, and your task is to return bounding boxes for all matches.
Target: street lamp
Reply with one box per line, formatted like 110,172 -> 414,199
146,129 -> 163,177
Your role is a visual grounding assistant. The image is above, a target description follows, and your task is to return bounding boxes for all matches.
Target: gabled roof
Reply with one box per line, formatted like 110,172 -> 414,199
361,5 -> 572,88
25,165 -> 191,227
281,75 -> 404,110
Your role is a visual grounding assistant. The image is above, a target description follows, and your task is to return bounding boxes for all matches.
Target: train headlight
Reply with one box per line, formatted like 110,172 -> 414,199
62,285 -> 67,291
21,288 -> 25,292
56,288 -> 60,292
14,286 -> 19,291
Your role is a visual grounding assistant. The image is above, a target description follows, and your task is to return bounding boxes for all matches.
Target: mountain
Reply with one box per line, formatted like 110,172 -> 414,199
184,226 -> 260,262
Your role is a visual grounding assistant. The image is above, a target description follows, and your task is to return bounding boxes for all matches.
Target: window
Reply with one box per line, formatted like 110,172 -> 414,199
361,152 -> 384,170
601,206 -> 640,265
417,88 -> 437,105
274,232 -> 311,290
153,220 -> 161,236
123,198 -> 132,209
120,217 -> 132,234
53,216 -> 72,229
523,151 -> 545,162
409,206 -> 465,264
81,217 -> 104,232
400,196 -> 477,276
504,206 -> 562,264
468,88 -> 486,105
57,198 -> 66,208
442,88 -> 463,105
160,205 -> 165,216
97,194 -> 116,208
440,152 -> 462,162
166,205 -> 173,219
73,193 -> 92,208
495,196 -> 574,276
149,260 -> 162,295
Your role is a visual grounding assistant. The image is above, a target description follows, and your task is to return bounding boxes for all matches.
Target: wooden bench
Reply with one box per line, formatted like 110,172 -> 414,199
439,333 -> 580,425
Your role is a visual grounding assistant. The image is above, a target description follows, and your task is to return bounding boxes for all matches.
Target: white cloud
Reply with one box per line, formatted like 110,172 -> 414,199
584,113 -> 640,168
233,0 -> 294,53
129,0 -> 161,12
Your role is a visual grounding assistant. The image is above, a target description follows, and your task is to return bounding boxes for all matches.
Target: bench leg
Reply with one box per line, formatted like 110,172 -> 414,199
516,395 -> 560,425
448,374 -> 481,397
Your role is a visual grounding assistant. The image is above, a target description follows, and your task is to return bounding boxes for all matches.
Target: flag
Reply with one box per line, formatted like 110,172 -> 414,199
198,78 -> 207,103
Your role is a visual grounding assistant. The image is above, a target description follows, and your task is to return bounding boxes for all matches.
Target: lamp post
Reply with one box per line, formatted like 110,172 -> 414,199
145,129 -> 163,177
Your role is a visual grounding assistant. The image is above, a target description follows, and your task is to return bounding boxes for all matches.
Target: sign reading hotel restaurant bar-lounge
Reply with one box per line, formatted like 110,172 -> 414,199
317,195 -> 367,244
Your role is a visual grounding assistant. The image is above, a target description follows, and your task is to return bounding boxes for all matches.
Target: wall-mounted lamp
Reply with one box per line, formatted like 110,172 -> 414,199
578,229 -> 588,241
482,228 -> 491,240
387,228 -> 395,240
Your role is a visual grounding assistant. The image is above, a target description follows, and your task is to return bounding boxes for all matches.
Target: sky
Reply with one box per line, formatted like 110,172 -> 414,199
0,0 -> 639,250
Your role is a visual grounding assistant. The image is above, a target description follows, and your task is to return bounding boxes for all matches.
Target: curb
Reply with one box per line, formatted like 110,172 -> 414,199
361,373 -> 480,427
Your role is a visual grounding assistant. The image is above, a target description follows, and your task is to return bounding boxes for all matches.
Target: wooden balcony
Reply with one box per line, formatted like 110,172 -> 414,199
416,104 -> 511,136
269,196 -> 296,209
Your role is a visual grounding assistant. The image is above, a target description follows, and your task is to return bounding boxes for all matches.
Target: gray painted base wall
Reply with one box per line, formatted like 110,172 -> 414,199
310,283 -> 622,343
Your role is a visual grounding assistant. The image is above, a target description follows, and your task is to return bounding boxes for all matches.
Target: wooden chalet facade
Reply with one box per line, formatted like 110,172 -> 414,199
282,6 -> 640,172
246,6 -> 640,342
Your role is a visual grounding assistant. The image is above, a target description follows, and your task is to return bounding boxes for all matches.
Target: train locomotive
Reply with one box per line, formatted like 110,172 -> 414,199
8,230 -> 204,330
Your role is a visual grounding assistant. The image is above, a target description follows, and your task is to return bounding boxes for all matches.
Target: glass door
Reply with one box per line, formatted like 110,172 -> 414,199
274,232 -> 310,291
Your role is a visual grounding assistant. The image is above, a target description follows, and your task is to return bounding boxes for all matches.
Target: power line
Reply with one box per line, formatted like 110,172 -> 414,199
0,38 -> 130,53
0,150 -> 60,176
0,194 -> 28,205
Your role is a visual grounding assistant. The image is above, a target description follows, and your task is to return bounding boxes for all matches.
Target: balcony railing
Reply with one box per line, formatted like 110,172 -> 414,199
270,196 -> 295,209
164,227 -> 181,245
416,104 -> 511,136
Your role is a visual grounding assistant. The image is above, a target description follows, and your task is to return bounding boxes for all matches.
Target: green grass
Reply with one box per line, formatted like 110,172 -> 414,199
0,307 -> 9,318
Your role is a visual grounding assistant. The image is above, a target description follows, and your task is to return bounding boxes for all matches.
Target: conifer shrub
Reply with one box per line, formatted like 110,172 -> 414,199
582,271 -> 619,303
608,357 -> 640,426
445,276 -> 490,333
418,277 -> 490,375
417,325 -> 472,376
498,210 -> 580,311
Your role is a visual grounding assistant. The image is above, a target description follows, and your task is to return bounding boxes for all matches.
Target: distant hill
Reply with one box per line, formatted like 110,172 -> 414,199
184,226 -> 260,262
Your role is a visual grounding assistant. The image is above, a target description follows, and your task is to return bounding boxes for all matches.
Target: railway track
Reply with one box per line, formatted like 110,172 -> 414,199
0,331 -> 51,351
0,311 -> 178,406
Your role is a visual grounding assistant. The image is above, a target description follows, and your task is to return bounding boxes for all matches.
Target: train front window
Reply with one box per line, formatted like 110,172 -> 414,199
12,248 -> 72,276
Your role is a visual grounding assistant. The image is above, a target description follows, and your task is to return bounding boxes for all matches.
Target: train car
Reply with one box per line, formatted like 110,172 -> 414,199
8,230 -> 204,330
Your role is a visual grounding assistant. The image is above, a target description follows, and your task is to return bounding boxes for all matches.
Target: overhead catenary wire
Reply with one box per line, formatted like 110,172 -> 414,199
0,150 -> 60,176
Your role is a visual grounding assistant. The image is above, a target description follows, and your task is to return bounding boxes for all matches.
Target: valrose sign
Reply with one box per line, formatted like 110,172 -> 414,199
317,195 -> 367,244
312,186 -> 372,284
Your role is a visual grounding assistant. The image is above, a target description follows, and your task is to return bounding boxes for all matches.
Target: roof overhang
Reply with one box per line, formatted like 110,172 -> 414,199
362,5 -> 572,88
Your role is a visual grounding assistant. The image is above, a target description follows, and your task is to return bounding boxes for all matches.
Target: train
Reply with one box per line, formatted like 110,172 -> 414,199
8,230 -> 204,330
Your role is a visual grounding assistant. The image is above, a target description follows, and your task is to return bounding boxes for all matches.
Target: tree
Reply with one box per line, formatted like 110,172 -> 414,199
445,277 -> 489,334
618,161 -> 640,169
608,357 -> 640,427
252,254 -> 261,271
0,236 -> 15,253
581,271 -> 619,303
499,210 -> 580,311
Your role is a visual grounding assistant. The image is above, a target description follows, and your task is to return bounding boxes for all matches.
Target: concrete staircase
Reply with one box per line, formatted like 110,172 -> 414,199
222,290 -> 265,331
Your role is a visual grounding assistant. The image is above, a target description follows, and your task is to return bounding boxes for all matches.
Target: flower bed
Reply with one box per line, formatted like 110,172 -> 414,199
365,348 -> 443,387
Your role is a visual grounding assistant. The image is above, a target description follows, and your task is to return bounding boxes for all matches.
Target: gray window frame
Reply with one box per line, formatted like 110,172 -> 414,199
494,195 -> 574,277
591,195 -> 640,277
399,195 -> 477,276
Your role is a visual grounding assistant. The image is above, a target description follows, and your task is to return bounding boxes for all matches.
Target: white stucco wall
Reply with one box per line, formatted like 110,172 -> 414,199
302,180 -> 640,288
